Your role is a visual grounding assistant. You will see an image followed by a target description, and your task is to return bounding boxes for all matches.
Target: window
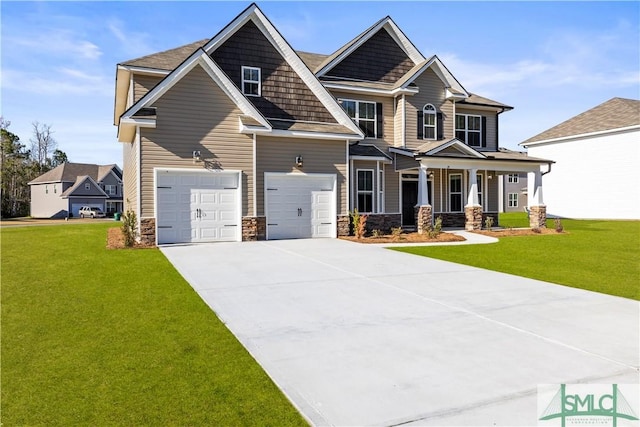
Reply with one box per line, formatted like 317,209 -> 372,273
378,169 -> 384,213
241,66 -> 260,96
449,173 -> 463,212
357,170 -> 374,213
45,185 -> 48,194
456,114 -> 482,147
476,174 -> 483,208
508,193 -> 519,208
507,174 -> 519,183
53,185 -> 57,194
105,184 -> 117,196
106,201 -> 118,214
423,104 -> 437,140
84,183 -> 91,190
340,99 -> 377,138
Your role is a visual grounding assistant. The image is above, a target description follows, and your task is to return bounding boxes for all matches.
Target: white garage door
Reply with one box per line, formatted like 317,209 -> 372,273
265,173 -> 336,240
156,170 -> 241,244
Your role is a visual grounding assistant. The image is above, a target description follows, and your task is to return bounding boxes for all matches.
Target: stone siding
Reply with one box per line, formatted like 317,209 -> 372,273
140,217 -> 156,245
242,216 -> 266,241
465,206 -> 483,231
414,206 -> 433,235
364,213 -> 402,234
337,215 -> 351,236
529,205 -> 547,229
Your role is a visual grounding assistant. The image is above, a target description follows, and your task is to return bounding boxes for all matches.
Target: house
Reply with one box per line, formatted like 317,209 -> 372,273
521,97 -> 639,220
28,163 -> 123,218
113,3 -> 553,245
496,148 -> 529,213
499,172 -> 528,213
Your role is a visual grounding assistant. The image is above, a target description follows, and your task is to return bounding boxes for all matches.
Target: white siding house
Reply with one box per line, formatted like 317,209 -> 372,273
521,98 -> 639,220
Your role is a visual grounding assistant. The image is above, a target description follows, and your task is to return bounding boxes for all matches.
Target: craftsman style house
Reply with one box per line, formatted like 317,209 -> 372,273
28,163 -> 123,218
114,3 -> 552,244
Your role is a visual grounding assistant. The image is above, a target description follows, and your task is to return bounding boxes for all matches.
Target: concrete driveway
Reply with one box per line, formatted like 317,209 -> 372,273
161,239 -> 639,426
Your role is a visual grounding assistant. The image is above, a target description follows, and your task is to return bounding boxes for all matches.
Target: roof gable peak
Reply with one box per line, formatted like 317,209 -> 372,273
316,16 -> 425,78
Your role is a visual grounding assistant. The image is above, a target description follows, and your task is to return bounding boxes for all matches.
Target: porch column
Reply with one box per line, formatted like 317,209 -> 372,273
415,164 -> 433,234
465,168 -> 482,231
527,170 -> 547,228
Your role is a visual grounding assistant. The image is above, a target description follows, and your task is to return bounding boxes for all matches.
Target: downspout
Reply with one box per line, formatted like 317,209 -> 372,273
541,162 -> 552,176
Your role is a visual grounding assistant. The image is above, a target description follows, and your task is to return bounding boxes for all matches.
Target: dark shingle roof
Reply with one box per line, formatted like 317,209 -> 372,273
458,93 -> 513,110
121,39 -> 209,70
28,163 -> 119,185
349,144 -> 391,159
522,97 -> 640,145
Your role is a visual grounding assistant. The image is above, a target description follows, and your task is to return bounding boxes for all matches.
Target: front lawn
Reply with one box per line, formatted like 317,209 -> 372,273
391,215 -> 640,300
1,223 -> 306,426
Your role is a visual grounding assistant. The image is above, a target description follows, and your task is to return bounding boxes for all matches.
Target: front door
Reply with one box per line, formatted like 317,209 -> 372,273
402,181 -> 418,226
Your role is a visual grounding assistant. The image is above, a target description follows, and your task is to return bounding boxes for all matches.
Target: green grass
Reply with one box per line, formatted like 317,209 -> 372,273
1,223 -> 307,426
392,215 -> 640,300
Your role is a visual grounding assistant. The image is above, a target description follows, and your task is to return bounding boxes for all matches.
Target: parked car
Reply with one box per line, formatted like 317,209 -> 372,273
79,206 -> 106,218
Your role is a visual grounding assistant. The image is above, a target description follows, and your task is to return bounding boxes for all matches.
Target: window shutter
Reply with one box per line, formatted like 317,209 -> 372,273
417,111 -> 423,139
481,116 -> 487,147
376,103 -> 384,138
437,112 -> 444,140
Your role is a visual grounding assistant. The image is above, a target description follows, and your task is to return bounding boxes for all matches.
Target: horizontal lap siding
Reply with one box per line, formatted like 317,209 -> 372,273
134,75 -> 163,102
256,137 -> 347,216
405,69 -> 452,150
385,165 -> 399,213
140,65 -> 253,217
486,172 -> 499,211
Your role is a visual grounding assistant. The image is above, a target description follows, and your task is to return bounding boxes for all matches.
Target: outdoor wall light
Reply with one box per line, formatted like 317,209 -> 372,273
193,150 -> 202,163
295,155 -> 303,167
427,171 -> 434,179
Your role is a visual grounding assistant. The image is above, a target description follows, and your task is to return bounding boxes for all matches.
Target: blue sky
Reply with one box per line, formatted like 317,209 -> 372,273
1,1 -> 638,167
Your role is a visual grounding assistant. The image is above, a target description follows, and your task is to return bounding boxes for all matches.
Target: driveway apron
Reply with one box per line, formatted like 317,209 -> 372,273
160,239 -> 639,426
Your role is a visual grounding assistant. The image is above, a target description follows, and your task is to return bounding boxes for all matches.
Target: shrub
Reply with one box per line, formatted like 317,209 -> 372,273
121,210 -> 138,247
554,218 -> 564,233
350,210 -> 368,239
484,216 -> 494,231
426,216 -> 443,239
391,227 -> 402,241
372,229 -> 383,238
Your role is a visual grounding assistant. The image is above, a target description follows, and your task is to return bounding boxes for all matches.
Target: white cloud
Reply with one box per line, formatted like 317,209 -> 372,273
8,29 -> 102,60
107,18 -> 154,58
2,68 -> 112,97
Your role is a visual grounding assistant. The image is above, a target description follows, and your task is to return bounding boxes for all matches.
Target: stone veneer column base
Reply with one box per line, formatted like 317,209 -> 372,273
465,206 -> 483,231
337,215 -> 350,237
415,205 -> 433,235
529,205 -> 547,229
140,218 -> 156,246
242,216 -> 266,241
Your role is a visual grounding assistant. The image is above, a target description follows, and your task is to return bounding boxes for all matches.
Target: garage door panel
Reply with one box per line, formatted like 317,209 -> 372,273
156,170 -> 240,244
265,174 -> 336,240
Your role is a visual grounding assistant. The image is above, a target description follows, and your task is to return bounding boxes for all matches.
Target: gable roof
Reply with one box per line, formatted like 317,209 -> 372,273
316,16 -> 425,78
28,163 -> 121,185
459,93 -> 513,111
60,175 -> 109,198
393,55 -> 468,97
119,3 -> 363,141
121,39 -> 209,71
521,97 -> 640,146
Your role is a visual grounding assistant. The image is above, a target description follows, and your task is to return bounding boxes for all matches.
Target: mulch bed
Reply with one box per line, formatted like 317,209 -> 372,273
472,228 -> 566,237
340,232 -> 466,244
107,227 -> 155,249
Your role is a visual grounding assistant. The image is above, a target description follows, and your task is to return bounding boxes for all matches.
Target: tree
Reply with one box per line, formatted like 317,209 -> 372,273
1,118 -> 38,217
50,149 -> 68,167
30,121 -> 57,174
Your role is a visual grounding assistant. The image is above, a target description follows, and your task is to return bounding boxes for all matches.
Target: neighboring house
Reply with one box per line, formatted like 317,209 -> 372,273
521,97 -> 639,220
28,163 -> 123,218
499,172 -> 528,213
114,3 -> 553,245
496,148 -> 529,213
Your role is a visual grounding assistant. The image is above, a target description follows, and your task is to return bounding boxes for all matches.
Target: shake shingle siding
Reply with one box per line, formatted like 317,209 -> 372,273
140,65 -> 254,217
325,29 -> 415,83
210,21 -> 337,124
